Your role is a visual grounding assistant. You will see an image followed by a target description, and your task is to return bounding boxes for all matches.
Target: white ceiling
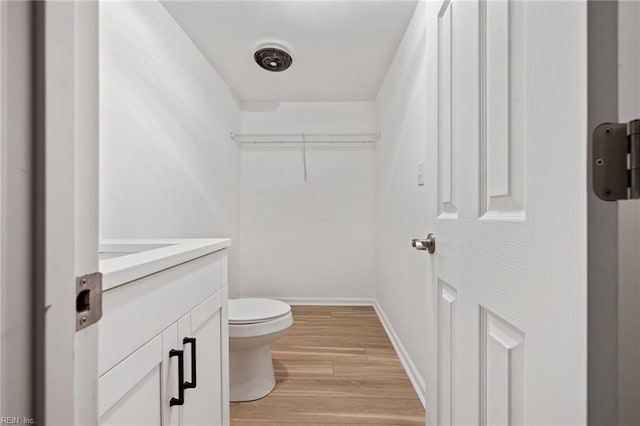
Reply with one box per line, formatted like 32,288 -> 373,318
161,1 -> 418,103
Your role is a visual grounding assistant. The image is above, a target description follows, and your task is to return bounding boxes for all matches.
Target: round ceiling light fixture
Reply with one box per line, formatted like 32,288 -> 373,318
254,46 -> 292,72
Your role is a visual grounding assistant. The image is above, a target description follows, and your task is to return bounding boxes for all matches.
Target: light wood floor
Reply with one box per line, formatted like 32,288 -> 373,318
230,305 -> 425,425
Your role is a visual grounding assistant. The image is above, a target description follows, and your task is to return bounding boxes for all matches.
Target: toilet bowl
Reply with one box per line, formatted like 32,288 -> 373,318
228,298 -> 293,402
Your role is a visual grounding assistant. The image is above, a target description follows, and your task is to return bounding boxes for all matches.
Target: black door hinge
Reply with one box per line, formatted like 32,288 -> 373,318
593,119 -> 640,201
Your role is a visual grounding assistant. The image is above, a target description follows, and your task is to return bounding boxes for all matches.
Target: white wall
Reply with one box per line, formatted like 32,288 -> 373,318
375,0 -> 430,405
99,1 -> 241,283
238,102 -> 376,301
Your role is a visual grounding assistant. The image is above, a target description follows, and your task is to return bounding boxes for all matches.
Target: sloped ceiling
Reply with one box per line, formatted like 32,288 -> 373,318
161,0 -> 418,102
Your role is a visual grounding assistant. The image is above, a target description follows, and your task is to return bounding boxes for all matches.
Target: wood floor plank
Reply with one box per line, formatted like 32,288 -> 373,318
290,308 -> 332,317
271,346 -> 367,361
301,318 -> 383,327
269,378 -> 418,399
273,359 -> 333,378
231,305 -> 425,425
232,396 -> 424,425
232,423 -> 409,426
365,347 -> 402,362
285,326 -> 388,337
330,308 -> 377,315
274,334 -> 394,349
333,359 -> 407,378
231,402 -> 239,418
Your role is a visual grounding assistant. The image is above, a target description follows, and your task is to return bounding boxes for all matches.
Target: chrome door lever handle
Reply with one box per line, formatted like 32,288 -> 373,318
411,233 -> 436,254
411,239 -> 427,250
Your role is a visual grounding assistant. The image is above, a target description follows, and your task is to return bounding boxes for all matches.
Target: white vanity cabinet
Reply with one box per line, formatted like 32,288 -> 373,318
97,241 -> 230,426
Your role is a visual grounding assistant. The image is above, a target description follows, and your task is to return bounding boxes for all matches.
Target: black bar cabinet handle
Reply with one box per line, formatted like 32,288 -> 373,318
183,337 -> 197,389
169,349 -> 185,406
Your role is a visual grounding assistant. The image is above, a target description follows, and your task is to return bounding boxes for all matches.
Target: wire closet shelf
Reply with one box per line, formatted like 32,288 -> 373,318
229,132 -> 380,145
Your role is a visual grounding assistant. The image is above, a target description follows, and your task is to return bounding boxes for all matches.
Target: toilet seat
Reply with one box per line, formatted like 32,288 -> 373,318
229,298 -> 291,325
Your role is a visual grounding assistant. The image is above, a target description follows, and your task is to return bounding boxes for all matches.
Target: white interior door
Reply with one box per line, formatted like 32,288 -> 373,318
43,2 -> 100,425
423,1 -> 587,424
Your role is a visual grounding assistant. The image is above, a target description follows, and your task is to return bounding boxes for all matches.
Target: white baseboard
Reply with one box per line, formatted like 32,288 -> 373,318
275,297 -> 376,306
274,296 -> 427,408
373,300 -> 426,408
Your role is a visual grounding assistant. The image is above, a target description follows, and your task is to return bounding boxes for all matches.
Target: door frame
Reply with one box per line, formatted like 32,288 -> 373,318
0,0 -> 4,411
28,1 -> 640,425
587,2 -> 618,424
0,1 -> 37,419
588,1 -> 640,424
41,1 -> 100,425
616,2 -> 640,423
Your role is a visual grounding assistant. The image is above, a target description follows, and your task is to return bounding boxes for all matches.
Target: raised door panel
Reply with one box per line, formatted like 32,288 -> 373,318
182,291 -> 225,426
480,308 -> 525,426
479,0 -> 525,219
98,335 -> 163,426
438,279 -> 457,426
438,0 -> 457,218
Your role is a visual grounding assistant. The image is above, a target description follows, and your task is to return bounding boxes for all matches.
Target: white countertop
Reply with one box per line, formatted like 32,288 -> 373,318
99,238 -> 231,291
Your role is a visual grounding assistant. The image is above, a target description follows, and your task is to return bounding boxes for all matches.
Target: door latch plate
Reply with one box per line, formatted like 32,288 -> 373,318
76,272 -> 103,331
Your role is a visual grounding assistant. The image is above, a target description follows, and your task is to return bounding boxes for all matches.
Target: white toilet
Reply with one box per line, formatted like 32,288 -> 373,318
228,298 -> 293,402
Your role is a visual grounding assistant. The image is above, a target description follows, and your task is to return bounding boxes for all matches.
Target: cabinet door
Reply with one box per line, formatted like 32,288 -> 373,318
181,290 -> 226,426
98,335 -> 163,425
161,323 -> 181,426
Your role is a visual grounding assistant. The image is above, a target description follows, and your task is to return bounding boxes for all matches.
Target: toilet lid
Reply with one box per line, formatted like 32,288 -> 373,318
228,298 -> 291,324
